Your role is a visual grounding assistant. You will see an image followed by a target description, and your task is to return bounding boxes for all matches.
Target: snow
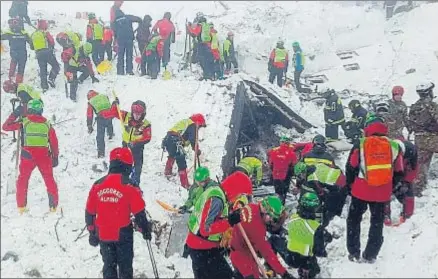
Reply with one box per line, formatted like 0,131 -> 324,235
1,1 -> 438,278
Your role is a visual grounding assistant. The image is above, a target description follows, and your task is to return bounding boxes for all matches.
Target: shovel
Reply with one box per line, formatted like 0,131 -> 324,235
96,60 -> 112,75
162,66 -> 171,80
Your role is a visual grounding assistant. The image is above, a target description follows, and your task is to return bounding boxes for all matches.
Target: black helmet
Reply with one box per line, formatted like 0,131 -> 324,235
348,99 -> 361,110
375,101 -> 390,114
198,16 -> 207,23
163,12 -> 171,19
312,135 -> 326,146
143,15 -> 152,23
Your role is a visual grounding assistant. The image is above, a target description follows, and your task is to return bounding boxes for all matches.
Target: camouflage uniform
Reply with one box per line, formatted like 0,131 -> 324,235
408,97 -> 438,196
386,99 -> 409,140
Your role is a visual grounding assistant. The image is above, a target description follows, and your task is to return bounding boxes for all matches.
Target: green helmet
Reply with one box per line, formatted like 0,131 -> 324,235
279,136 -> 291,143
27,99 -> 44,114
261,196 -> 283,220
299,192 -> 320,209
194,166 -> 210,182
365,112 -> 385,127
292,41 -> 300,48
83,42 -> 93,55
294,162 -> 307,176
88,12 -> 96,19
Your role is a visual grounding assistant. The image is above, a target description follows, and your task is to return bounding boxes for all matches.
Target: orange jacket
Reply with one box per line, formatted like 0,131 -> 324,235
102,28 -> 113,44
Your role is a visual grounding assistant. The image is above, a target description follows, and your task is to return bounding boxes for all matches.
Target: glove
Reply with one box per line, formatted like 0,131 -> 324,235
88,231 -> 99,247
281,271 -> 295,279
178,205 -> 188,214
142,222 -> 152,240
220,227 -> 233,248
52,157 -> 59,168
227,209 -> 241,226
91,76 -> 100,83
196,149 -> 201,156
88,126 -> 93,134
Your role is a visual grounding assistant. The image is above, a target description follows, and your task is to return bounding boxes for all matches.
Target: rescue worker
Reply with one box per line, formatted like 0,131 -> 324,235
384,140 -> 417,226
6,83 -> 43,119
230,195 -> 293,279
56,31 -> 82,50
293,162 -> 346,229
110,100 -> 151,186
187,17 -> 215,80
178,166 -> 218,213
9,0 -> 32,29
268,40 -> 289,87
301,135 -> 336,167
190,12 -> 205,64
292,41 -> 304,92
86,90 -> 117,158
102,25 -> 114,61
61,42 -> 100,101
185,170 -> 251,279
110,0 -> 124,32
140,32 -> 164,79
387,85 -> 409,140
151,12 -> 176,69
85,147 -> 153,279
223,31 -> 239,75
86,13 -> 105,67
2,99 -> 59,213
210,23 -> 224,80
269,192 -> 325,279
235,153 -> 264,187
162,114 -> 206,189
345,120 -> 404,263
267,136 -> 298,204
1,18 -> 33,86
343,100 -> 369,143
408,82 -> 438,197
112,7 -> 142,75
31,19 -> 60,92
136,15 -> 152,57
323,89 -> 345,141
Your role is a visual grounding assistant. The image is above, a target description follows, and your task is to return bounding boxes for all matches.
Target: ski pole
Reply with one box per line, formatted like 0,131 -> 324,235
160,149 -> 164,161
237,223 -> 268,278
146,240 -> 159,279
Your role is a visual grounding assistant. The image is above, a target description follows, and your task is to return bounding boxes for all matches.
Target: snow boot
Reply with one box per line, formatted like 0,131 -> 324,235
348,253 -> 360,262
361,252 -> 376,264
98,151 -> 105,158
164,158 -> 175,176
178,169 -> 190,189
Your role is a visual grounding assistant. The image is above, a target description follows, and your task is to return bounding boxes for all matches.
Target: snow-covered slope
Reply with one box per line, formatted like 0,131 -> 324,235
1,1 -> 438,278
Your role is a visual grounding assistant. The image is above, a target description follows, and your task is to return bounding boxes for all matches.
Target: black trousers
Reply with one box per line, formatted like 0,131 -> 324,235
268,67 -> 284,87
273,168 -> 293,204
36,49 -> 60,90
122,142 -> 144,185
225,54 -> 238,71
347,196 -> 385,260
189,248 -> 233,279
325,123 -> 341,141
96,117 -> 114,156
198,43 -> 214,79
294,69 -> 303,92
104,42 -> 113,61
99,228 -> 134,279
117,39 -> 134,75
162,37 -> 171,66
91,39 -> 104,67
9,50 -> 27,78
163,134 -> 187,171
66,65 -> 90,101
141,52 -> 159,79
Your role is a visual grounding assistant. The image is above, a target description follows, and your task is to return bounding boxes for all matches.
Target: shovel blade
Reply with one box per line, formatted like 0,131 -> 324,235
96,60 -> 112,75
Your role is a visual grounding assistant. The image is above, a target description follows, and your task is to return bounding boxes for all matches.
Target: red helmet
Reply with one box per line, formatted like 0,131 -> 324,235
87,90 -> 98,100
37,19 -> 48,30
131,100 -> 146,114
3,80 -> 17,94
392,86 -> 404,96
221,171 -> 253,202
190,113 -> 206,127
110,147 -> 133,165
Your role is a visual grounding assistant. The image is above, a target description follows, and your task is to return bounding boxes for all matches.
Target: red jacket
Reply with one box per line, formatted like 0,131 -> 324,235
187,24 -> 211,47
87,102 -> 117,126
45,31 -> 55,48
109,108 -> 152,144
346,122 -> 404,202
2,114 -> 59,158
186,196 -> 231,250
230,203 -> 286,278
102,28 -> 114,44
151,18 -> 175,41
268,143 -> 298,180
269,48 -> 289,69
292,142 -> 313,159
85,173 -> 145,241
61,46 -> 95,75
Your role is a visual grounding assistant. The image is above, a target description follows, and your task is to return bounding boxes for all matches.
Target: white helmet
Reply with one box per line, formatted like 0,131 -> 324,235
416,82 -> 434,96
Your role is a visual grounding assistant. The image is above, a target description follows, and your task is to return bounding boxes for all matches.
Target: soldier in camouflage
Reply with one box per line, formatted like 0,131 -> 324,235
408,82 -> 438,197
387,86 -> 410,140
